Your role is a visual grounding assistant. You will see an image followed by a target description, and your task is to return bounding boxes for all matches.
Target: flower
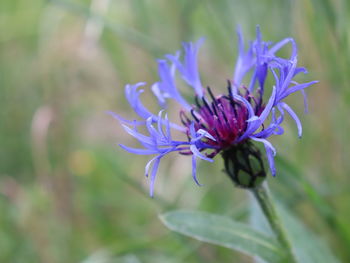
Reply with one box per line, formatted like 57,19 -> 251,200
109,26 -> 317,196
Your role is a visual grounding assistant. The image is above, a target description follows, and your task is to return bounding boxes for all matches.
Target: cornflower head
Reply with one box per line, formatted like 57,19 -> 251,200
109,26 -> 317,196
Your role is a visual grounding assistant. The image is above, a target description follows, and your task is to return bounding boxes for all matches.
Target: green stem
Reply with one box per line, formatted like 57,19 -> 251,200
251,183 -> 297,263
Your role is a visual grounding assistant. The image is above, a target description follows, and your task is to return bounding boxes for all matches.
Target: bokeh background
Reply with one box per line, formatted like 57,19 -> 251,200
1,0 -> 350,262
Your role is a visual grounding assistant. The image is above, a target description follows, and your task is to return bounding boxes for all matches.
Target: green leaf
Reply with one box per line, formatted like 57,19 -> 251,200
160,210 -> 284,263
249,198 -> 340,263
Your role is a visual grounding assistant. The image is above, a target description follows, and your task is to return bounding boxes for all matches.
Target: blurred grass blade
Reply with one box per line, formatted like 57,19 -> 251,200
160,210 -> 283,263
250,198 -> 340,263
278,205 -> 340,263
49,0 -> 166,55
276,156 -> 350,252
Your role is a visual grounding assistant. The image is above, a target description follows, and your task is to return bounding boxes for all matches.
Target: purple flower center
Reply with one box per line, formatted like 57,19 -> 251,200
180,82 -> 265,153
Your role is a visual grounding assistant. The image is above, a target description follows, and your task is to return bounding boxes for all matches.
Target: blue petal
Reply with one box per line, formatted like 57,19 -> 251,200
125,83 -> 154,120
191,155 -> 203,186
190,145 -> 213,162
146,117 -> 160,142
106,111 -> 146,126
280,58 -> 298,93
121,124 -> 154,145
237,87 -> 276,141
233,28 -> 255,87
167,38 -> 205,97
257,86 -> 277,123
151,83 -> 167,108
278,80 -> 318,101
278,102 -> 303,138
149,156 -> 162,197
119,144 -> 159,155
157,59 -> 192,110
265,143 -> 277,177
165,114 -> 172,140
300,89 -> 309,113
268,37 -> 297,59
157,110 -> 167,139
250,137 -> 276,176
145,155 -> 159,177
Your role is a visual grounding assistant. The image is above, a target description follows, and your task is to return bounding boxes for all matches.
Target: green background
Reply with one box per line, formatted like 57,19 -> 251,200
0,0 -> 349,262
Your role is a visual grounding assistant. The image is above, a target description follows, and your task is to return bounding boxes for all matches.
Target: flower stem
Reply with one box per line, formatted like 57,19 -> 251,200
251,183 -> 297,263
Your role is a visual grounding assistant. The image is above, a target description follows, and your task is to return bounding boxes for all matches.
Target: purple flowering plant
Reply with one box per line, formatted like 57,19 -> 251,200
109,26 -> 317,196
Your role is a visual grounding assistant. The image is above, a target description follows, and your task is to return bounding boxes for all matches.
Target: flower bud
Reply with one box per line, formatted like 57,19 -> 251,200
222,142 -> 266,188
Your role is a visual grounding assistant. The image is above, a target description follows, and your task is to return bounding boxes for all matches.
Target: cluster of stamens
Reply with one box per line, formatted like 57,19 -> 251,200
180,81 -> 265,156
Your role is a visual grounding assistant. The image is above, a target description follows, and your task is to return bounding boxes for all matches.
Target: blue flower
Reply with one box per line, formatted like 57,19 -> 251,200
109,26 -> 318,196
